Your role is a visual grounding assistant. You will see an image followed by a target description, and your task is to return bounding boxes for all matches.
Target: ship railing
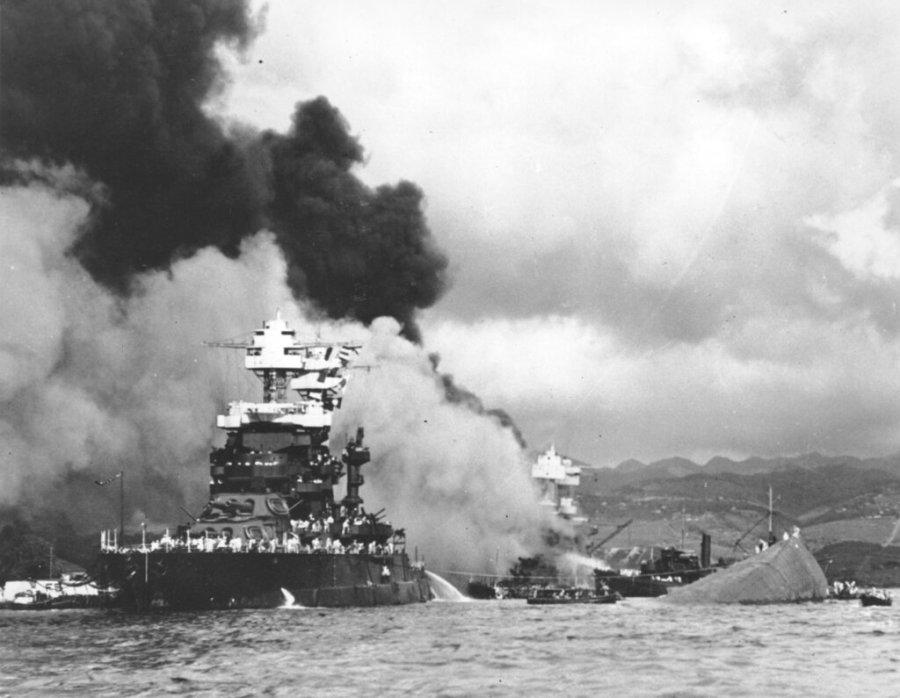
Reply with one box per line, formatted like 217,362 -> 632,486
99,529 -> 399,557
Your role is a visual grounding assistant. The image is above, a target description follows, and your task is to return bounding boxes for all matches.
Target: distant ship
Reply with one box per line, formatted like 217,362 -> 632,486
594,536 -> 715,598
1,573 -> 109,610
96,314 -> 431,609
532,445 -> 587,523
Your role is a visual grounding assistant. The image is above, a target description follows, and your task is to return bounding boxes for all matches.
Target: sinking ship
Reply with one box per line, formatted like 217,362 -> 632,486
664,534 -> 828,605
96,314 -> 431,609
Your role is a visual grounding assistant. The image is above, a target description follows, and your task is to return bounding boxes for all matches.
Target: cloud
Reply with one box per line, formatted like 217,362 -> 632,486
218,2 -> 900,334
422,312 -> 900,466
808,180 -> 900,281
8,0 -> 900,558
212,1 -> 900,464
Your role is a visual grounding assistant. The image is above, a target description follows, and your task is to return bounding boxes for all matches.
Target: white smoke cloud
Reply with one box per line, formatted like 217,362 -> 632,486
1,179 -> 555,572
0,183 -> 295,523
334,317 -> 560,573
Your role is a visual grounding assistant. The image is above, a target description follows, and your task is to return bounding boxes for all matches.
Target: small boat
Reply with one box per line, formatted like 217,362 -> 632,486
828,582 -> 860,601
1,575 -> 111,610
859,591 -> 893,607
526,587 -> 621,605
2,589 -> 54,610
1,588 -> 103,611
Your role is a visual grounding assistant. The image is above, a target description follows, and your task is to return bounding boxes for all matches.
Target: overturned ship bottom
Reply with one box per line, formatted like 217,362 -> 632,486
96,551 -> 432,610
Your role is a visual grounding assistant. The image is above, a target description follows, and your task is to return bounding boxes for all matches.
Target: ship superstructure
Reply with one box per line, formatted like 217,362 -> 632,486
204,312 -> 366,525
532,445 -> 586,522
97,314 -> 431,609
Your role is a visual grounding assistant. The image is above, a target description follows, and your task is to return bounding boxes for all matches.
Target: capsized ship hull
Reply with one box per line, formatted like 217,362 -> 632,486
663,538 -> 828,605
97,550 -> 430,610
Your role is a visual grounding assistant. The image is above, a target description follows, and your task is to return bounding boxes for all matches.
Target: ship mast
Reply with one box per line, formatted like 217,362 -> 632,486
206,312 -> 361,430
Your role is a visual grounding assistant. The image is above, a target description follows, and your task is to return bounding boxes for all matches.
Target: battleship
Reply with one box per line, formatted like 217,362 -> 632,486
96,314 -> 431,609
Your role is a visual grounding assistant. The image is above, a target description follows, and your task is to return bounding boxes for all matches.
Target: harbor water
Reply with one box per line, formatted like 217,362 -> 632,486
0,594 -> 896,696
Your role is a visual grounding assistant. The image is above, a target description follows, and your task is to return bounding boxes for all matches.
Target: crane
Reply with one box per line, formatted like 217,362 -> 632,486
585,518 -> 633,555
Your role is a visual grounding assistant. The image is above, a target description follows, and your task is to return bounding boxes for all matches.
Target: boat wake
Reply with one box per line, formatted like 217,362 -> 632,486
426,571 -> 471,602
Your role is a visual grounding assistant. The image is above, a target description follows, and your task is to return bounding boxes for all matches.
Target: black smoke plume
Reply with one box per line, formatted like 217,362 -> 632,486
0,0 -> 447,339
0,0 -> 545,574
430,354 -> 527,448
263,99 -> 447,343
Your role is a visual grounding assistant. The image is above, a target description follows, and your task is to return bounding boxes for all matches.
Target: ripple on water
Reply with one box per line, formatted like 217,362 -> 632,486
0,596 -> 897,695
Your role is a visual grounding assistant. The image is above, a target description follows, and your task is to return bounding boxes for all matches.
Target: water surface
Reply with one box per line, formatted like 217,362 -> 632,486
0,595 -> 896,696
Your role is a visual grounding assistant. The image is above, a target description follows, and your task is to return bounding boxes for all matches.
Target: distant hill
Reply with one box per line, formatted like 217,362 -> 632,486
575,452 -> 900,559
580,452 -> 900,495
813,541 -> 900,585
580,456 -> 703,491
700,453 -> 900,477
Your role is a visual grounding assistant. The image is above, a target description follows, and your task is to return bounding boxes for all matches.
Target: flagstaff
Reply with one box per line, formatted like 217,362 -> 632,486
94,471 -> 125,547
120,470 -> 125,545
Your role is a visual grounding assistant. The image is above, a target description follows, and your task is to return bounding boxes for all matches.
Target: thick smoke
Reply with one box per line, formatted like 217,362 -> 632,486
0,182 -> 295,530
262,99 -> 447,343
432,356 -> 527,449
0,183 -> 551,572
0,0 -> 447,339
334,320 -> 559,573
1,0 -> 261,282
0,0 -> 548,573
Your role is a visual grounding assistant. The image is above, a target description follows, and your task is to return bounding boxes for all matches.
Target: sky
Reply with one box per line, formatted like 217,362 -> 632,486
205,0 -> 900,466
4,0 -> 900,569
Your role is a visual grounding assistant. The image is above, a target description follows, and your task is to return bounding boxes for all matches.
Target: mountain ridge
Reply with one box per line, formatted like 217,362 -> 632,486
576,451 -> 900,543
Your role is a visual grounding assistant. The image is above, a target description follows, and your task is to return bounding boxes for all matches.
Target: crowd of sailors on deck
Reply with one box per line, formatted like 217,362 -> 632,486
140,532 -> 397,555
832,579 -> 859,599
100,505 -> 397,556
289,507 -> 378,538
754,526 -> 802,553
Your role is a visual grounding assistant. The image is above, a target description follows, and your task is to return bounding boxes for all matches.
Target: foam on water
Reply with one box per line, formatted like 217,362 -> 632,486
279,587 -> 309,609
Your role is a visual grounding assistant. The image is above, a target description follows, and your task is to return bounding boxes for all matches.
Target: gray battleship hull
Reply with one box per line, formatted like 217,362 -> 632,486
97,551 -> 431,610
